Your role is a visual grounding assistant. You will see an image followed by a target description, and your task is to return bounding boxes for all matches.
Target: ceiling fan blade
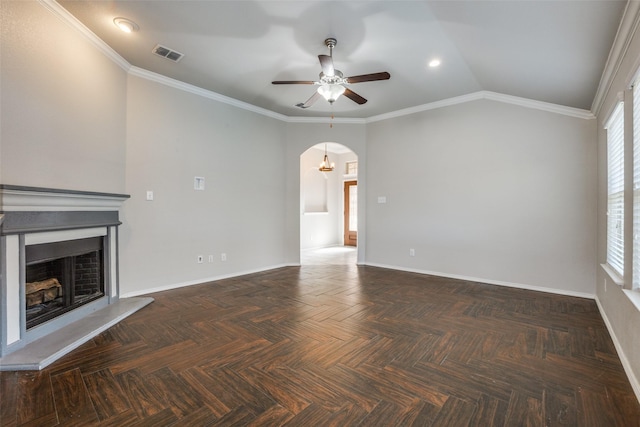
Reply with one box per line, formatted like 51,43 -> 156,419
295,91 -> 322,109
272,80 -> 316,85
343,88 -> 367,105
318,54 -> 335,77
346,72 -> 391,83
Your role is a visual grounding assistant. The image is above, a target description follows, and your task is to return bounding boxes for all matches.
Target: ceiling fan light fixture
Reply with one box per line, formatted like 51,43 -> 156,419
317,84 -> 345,104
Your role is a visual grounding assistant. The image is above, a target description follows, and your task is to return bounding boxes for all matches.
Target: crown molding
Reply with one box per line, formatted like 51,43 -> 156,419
129,66 -> 365,124
128,67 -> 288,121
591,0 -> 640,116
367,91 -> 594,123
285,116 -> 366,125
367,92 -> 484,123
482,91 -> 594,120
130,66 -> 590,124
44,0 -> 595,124
39,0 -> 130,72
40,0 -> 287,121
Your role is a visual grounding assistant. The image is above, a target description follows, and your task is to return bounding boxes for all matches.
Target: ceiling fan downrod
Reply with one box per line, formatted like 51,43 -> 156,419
325,38 -> 337,57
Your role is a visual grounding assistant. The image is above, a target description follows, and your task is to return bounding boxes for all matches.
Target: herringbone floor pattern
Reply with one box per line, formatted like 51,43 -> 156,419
2,262 -> 639,426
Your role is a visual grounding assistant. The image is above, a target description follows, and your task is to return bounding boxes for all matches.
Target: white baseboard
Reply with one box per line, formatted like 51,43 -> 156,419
120,264 -> 290,298
363,262 -> 595,299
595,296 -> 640,404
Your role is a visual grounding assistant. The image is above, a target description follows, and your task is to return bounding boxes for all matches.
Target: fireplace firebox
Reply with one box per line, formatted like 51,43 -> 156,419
25,237 -> 105,329
0,185 -> 143,368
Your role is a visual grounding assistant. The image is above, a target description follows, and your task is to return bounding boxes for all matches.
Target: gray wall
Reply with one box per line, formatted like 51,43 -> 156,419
366,100 -> 597,296
120,75 -> 287,295
0,1 -> 127,193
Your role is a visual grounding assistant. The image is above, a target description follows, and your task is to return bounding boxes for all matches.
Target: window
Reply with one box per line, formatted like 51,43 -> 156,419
606,102 -> 625,277
345,161 -> 358,176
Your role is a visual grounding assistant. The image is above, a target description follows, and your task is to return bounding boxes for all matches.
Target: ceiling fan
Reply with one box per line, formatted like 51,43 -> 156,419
272,38 -> 390,109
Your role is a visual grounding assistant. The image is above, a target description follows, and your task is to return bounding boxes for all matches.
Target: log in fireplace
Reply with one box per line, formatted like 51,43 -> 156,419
0,185 -> 135,364
25,236 -> 105,329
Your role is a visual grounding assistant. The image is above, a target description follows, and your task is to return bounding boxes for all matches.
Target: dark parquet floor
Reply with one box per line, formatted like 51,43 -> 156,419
2,253 -> 640,426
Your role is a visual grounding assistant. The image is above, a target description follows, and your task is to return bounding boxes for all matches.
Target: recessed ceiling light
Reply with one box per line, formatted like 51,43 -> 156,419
113,17 -> 139,33
429,59 -> 441,68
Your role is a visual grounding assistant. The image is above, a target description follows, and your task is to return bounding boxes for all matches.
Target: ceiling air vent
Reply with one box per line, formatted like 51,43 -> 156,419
152,44 -> 184,62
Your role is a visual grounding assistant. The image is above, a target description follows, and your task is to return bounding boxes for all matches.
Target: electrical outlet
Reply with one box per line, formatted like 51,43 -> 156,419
409,248 -> 415,256
208,255 -> 214,263
197,255 -> 203,263
221,253 -> 227,262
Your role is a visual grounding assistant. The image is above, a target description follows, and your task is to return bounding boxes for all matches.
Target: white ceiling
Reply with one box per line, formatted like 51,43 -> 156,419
59,0 -> 626,119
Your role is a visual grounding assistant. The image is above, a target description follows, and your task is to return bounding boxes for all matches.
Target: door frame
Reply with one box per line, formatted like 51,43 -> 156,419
344,180 -> 357,247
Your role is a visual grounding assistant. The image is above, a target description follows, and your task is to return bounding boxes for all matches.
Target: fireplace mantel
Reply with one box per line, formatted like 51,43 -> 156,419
1,185 -> 131,235
0,184 -> 130,212
0,185 -> 151,370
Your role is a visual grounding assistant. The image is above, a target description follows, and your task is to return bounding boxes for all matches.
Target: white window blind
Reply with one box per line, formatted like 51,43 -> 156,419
634,84 -> 640,289
606,102 -> 625,277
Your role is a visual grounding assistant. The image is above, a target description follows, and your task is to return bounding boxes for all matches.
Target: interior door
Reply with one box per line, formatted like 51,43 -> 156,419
344,180 -> 357,246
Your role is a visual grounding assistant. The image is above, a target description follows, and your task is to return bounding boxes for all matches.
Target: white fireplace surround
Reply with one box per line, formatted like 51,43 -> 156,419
0,186 -> 129,212
0,186 -> 152,370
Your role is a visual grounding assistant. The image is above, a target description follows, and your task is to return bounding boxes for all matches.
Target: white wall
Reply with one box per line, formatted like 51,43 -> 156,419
120,75 -> 287,295
300,147 -> 338,249
0,1 -> 127,193
300,146 -> 358,250
285,123 -> 366,264
366,99 -> 597,296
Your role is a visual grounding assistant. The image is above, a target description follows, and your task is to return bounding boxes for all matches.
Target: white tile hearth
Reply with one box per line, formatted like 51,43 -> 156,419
0,297 -> 153,371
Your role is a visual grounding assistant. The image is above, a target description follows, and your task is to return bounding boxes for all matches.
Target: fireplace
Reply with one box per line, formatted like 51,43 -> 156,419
25,236 -> 105,329
0,185 -> 152,368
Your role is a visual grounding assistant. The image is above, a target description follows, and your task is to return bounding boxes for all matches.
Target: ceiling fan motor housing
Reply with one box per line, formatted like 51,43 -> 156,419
319,70 -> 346,85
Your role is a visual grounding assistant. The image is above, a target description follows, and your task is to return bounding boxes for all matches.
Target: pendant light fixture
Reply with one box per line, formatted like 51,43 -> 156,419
319,144 -> 335,172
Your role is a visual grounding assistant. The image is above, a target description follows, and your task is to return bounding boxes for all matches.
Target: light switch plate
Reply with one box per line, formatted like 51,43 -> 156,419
194,176 -> 205,190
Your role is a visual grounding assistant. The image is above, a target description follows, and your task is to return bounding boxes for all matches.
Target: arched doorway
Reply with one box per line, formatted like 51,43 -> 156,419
300,142 -> 357,265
